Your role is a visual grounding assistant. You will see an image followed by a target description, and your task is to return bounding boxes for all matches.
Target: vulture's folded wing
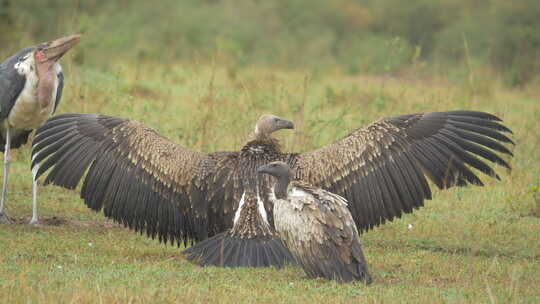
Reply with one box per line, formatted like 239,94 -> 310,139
293,185 -> 371,282
32,113 -> 240,245
293,111 -> 514,232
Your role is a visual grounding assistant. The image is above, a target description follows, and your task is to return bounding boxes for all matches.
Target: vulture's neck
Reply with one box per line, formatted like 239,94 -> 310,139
274,175 -> 290,200
245,134 -> 281,152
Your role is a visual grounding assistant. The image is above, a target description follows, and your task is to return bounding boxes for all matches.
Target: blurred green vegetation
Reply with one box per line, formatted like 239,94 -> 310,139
1,0 -> 539,85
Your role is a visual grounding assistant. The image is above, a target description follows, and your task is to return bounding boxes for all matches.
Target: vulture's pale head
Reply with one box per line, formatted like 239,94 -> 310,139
254,114 -> 294,138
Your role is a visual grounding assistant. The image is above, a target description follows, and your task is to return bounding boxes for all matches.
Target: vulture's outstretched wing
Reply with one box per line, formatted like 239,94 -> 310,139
32,113 -> 241,245
292,111 -> 514,232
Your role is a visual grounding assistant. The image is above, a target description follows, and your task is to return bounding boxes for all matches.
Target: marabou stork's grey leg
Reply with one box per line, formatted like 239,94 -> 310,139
29,164 -> 39,225
0,124 -> 12,223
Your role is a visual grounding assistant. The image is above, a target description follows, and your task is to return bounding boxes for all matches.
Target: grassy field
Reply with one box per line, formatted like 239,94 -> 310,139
0,57 -> 539,303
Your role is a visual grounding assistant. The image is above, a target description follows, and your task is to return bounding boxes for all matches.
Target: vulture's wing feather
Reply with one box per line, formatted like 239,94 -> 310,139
32,113 -> 240,245
293,111 -> 513,232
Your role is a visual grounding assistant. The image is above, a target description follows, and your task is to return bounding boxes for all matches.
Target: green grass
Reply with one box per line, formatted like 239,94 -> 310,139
0,58 -> 539,303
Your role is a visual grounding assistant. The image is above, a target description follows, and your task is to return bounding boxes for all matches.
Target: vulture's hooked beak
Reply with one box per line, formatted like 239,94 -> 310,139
257,162 -> 292,180
257,164 -> 271,175
36,34 -> 81,63
279,119 -> 295,130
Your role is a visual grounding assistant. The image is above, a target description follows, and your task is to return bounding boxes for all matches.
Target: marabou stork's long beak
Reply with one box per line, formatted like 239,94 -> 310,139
36,34 -> 81,63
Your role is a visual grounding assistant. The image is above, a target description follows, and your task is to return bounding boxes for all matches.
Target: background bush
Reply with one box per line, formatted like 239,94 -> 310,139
1,0 -> 539,86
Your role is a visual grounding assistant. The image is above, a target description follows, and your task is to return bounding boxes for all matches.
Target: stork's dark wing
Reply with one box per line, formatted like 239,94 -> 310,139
32,113 -> 241,245
0,59 -> 26,120
292,111 -> 514,232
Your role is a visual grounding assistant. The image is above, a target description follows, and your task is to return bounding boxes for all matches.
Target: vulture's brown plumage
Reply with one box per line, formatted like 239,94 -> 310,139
31,110 -> 513,268
258,161 -> 372,283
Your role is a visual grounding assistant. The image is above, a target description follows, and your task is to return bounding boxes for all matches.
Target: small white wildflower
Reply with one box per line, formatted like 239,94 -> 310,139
57,265 -> 63,270
88,242 -> 93,247
407,224 -> 413,229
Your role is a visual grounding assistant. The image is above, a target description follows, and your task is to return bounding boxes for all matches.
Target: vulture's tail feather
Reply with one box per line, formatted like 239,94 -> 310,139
182,230 -> 297,268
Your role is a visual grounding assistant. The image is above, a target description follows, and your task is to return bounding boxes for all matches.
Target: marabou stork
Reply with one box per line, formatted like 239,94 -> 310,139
0,34 -> 80,224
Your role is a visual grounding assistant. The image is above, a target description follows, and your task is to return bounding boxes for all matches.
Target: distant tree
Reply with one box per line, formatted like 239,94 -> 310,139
489,0 -> 540,85
0,0 -> 15,46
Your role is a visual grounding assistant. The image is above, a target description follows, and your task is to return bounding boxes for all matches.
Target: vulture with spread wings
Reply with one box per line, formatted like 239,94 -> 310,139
31,110 -> 513,267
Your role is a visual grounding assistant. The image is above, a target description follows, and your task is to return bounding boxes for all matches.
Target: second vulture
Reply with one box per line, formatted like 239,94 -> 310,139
258,161 -> 372,283
31,110 -> 513,268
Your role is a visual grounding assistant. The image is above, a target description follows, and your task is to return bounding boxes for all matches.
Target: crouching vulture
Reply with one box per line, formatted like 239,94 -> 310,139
258,161 -> 372,283
30,110 -> 513,268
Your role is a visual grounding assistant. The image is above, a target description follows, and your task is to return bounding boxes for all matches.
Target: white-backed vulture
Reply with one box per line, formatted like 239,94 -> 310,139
30,110 -> 513,267
258,161 -> 372,283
